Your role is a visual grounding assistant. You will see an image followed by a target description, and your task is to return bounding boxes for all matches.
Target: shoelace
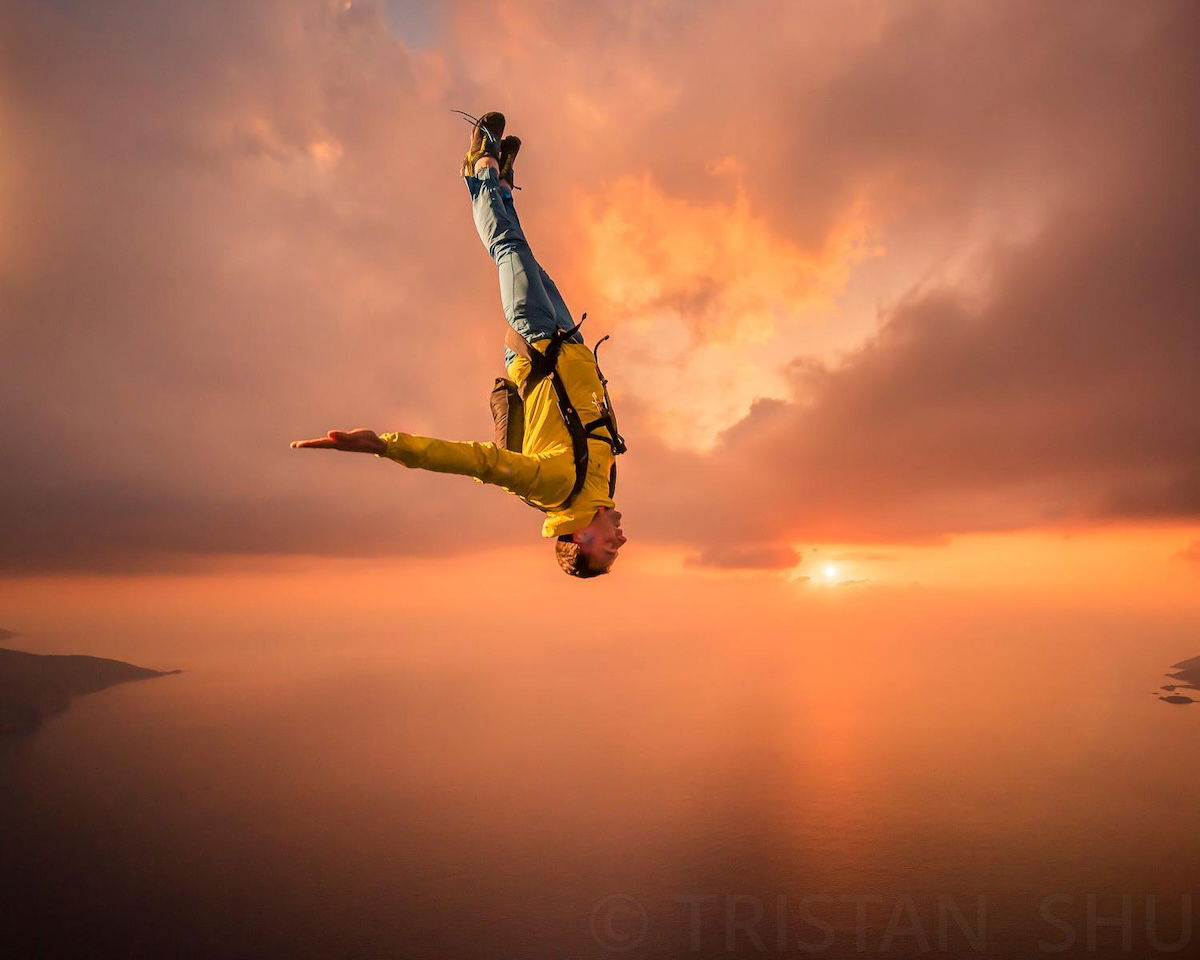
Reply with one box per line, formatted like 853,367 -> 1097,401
451,109 -> 522,189
450,109 -> 502,149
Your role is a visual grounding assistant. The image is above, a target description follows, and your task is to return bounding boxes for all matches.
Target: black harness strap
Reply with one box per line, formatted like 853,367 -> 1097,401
504,325 -> 591,512
591,334 -> 627,456
503,323 -> 626,513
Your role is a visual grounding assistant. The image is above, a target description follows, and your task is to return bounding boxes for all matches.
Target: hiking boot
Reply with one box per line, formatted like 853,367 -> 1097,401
498,136 -> 521,188
460,111 -> 505,178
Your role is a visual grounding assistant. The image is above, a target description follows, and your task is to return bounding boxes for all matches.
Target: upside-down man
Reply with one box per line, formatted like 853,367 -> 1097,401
291,112 -> 627,577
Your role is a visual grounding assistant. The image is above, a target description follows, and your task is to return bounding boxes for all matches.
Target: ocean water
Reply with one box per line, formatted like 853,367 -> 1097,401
1,592 -> 1197,959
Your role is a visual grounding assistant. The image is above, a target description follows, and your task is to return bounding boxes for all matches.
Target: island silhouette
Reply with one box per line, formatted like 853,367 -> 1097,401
0,643 -> 180,735
1156,654 -> 1200,705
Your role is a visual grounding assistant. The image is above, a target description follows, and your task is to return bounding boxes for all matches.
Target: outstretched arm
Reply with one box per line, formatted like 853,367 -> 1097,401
376,432 -> 572,503
291,428 -> 386,454
290,428 -> 572,505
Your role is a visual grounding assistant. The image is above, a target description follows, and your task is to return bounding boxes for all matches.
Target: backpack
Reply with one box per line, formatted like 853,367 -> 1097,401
489,320 -> 626,512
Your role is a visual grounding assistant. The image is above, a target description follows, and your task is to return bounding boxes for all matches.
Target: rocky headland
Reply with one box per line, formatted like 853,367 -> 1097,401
0,645 -> 180,735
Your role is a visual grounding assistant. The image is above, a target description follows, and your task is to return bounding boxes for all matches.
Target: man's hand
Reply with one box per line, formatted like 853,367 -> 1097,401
290,428 -> 387,455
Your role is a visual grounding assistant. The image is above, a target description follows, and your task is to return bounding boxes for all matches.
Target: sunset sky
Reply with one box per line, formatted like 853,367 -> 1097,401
2,0 -> 1198,614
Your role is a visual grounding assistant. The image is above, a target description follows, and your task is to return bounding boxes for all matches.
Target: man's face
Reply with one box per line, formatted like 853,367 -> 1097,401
575,507 -> 626,571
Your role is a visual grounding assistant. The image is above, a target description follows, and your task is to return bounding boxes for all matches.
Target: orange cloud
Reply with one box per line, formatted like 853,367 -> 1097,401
582,170 -> 870,345
576,171 -> 879,445
685,543 -> 801,571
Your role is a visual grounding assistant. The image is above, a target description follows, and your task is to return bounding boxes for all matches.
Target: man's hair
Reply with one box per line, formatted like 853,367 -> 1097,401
555,536 -> 610,578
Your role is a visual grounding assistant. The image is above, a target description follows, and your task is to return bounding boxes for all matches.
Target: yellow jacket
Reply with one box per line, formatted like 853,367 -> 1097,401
377,340 -> 616,537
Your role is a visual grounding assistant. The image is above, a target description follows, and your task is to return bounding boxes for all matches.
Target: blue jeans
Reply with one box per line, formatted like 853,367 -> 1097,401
466,166 -> 584,365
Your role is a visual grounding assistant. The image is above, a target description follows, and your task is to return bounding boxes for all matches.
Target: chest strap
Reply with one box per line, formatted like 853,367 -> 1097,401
504,325 -> 591,512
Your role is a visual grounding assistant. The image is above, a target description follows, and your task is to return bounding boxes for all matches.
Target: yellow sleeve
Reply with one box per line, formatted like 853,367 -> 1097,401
376,432 -> 572,503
